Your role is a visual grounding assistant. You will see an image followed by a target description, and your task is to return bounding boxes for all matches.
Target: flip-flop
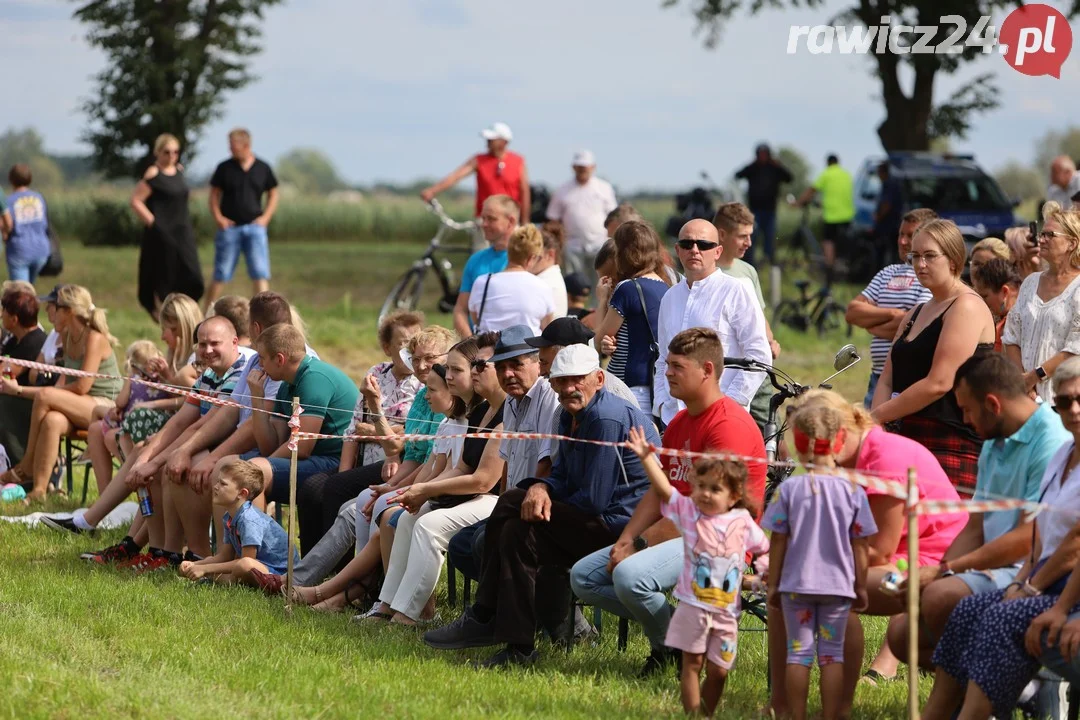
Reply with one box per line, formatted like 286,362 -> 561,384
354,609 -> 393,623
860,669 -> 896,686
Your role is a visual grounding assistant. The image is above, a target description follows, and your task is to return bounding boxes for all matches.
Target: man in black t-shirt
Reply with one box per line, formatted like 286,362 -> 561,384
206,128 -> 280,312
734,143 -> 793,265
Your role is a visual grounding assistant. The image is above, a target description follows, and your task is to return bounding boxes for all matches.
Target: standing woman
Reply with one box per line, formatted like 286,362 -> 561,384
3,164 -> 51,283
871,219 -> 996,496
1002,203 -> 1080,403
0,285 -> 122,500
592,220 -> 673,414
131,134 -> 205,321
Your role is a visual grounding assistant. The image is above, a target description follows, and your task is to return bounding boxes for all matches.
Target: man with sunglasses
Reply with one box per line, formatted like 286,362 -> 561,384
653,219 -> 770,427
421,122 -> 530,246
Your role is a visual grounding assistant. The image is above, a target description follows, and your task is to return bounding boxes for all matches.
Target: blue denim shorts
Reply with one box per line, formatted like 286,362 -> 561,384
239,451 -> 339,503
213,224 -> 271,282
6,255 -> 48,283
956,566 -> 1020,595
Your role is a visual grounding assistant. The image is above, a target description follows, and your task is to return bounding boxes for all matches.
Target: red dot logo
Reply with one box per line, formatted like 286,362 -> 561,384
1000,4 -> 1073,78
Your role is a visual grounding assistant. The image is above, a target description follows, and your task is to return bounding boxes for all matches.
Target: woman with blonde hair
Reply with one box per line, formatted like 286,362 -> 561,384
467,224 -> 555,334
1005,226 -> 1044,280
765,389 -> 966,717
131,132 -> 204,321
871,219 -> 996,495
969,237 -> 1010,278
0,285 -> 123,500
1003,202 -> 1080,401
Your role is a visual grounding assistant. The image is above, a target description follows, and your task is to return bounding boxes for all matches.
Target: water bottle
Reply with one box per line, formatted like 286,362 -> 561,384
137,487 -> 153,517
879,558 -> 909,596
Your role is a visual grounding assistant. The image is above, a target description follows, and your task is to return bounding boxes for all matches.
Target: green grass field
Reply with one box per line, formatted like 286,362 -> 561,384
0,239 -> 926,719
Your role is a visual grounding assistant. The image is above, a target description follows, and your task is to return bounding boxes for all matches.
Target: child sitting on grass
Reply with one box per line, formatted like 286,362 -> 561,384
760,404 -> 876,720
628,427 -> 769,718
179,459 -> 296,586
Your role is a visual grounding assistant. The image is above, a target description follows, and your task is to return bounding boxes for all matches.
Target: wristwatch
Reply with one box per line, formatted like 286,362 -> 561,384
939,560 -> 955,578
1021,581 -> 1042,597
1036,366 -> 1048,381
632,535 -> 649,552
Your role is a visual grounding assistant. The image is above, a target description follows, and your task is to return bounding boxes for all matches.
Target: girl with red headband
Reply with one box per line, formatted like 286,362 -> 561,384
761,405 -> 878,720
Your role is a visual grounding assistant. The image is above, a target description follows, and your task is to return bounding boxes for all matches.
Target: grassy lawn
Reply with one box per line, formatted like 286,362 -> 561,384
0,240 -> 920,719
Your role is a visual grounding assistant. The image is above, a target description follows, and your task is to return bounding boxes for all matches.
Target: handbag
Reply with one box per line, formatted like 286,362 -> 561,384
633,279 -> 660,408
39,225 -> 63,277
474,273 -> 493,329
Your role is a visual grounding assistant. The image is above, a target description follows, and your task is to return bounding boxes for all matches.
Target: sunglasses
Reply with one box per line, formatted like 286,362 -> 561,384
495,161 -> 505,178
1054,394 -> 1080,411
470,359 -> 490,372
676,239 -> 720,252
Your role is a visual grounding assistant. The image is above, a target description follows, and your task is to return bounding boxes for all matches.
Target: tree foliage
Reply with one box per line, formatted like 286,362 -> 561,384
72,0 -> 282,179
776,146 -> 812,196
1034,126 -> 1080,172
664,0 -> 1079,151
0,128 -> 65,190
276,148 -> 348,195
994,160 -> 1044,202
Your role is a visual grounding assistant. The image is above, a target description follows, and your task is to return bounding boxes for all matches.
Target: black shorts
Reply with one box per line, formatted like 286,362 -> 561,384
822,222 -> 850,243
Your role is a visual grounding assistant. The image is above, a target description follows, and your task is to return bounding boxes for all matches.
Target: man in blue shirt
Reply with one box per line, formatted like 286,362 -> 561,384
425,344 -> 659,667
452,194 -> 517,338
873,162 -> 904,264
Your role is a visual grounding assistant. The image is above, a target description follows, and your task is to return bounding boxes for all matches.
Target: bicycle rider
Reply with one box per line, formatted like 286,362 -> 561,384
790,153 -> 854,286
421,122 -> 531,251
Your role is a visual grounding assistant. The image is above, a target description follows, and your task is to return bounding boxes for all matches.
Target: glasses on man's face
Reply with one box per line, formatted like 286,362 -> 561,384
906,251 -> 943,266
470,359 -> 490,372
1054,394 -> 1080,412
676,239 -> 720,252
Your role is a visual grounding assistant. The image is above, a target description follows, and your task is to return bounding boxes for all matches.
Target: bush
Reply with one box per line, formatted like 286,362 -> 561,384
78,199 -> 142,246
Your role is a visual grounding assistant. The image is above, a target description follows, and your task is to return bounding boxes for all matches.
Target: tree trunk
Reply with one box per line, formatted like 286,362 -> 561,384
873,46 -> 935,151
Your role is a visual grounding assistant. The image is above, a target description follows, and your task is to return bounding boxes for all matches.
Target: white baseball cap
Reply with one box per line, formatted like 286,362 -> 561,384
549,344 -> 601,379
572,150 -> 595,167
481,122 -> 513,142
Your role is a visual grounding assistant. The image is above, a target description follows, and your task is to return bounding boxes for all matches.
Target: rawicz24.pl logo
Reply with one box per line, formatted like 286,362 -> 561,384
786,3 -> 1073,78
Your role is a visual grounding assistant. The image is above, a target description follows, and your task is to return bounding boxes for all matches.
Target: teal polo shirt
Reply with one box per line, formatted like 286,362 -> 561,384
975,403 -> 1071,548
274,356 -> 359,458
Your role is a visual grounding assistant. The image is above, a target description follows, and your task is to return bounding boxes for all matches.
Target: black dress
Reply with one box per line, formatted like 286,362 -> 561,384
137,170 -> 204,316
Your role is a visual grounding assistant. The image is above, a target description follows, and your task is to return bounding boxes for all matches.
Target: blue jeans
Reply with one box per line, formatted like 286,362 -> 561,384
747,206 -> 777,265
864,370 -> 880,409
240,451 -> 339,503
570,538 -> 682,650
213,224 -> 271,281
447,519 -> 485,582
1040,610 -> 1080,685
6,255 -> 47,283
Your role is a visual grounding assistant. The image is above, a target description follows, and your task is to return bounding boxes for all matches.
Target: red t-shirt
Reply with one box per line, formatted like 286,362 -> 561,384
475,151 -> 525,216
661,396 -> 768,517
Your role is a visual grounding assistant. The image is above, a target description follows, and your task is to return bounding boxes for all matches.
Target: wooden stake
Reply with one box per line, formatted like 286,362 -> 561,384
285,396 -> 299,615
907,467 -> 919,720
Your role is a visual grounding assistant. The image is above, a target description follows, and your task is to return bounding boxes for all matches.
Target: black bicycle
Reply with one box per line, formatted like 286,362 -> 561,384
773,279 -> 850,337
378,200 -> 476,322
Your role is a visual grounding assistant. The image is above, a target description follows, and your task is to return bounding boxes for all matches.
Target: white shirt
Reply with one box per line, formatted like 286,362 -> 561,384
653,268 -> 770,424
546,176 -> 618,255
536,264 -> 569,318
434,417 -> 466,470
1035,442 -> 1080,564
499,377 -> 561,488
1002,271 -> 1080,402
468,271 -> 555,335
41,330 -> 61,364
1047,173 -> 1080,209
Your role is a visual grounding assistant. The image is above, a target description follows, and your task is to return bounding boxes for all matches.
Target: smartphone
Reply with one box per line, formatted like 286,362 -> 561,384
1029,221 -> 1038,246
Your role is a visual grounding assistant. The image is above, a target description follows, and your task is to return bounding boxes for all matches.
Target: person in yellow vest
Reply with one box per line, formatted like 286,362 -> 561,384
792,153 -> 855,286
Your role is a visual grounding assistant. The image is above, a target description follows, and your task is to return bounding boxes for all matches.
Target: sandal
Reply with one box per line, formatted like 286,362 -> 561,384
860,669 -> 896,686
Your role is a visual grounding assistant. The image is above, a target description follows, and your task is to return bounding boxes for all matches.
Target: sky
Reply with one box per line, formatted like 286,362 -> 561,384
5,0 -> 1079,193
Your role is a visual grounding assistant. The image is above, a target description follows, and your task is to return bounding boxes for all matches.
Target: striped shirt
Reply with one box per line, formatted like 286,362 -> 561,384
861,264 -> 932,373
185,350 -> 253,416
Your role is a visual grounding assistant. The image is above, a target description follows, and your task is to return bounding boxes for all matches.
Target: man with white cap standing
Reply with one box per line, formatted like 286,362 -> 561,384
424,343 -> 658,667
421,122 -> 531,240
546,150 -> 618,295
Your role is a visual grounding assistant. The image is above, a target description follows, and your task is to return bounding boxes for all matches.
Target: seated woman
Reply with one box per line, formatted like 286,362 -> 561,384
871,219 -> 996,496
469,224 -> 555,335
0,285 -> 122,500
0,286 -> 47,465
290,359 -> 468,611
294,317 -> 447,556
1002,202 -> 1080,403
766,390 -> 967,717
85,292 -> 201,491
370,332 -> 506,625
921,358 -> 1080,720
971,257 -> 1021,352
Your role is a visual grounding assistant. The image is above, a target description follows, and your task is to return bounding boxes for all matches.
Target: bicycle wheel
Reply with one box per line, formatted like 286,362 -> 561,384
378,266 -> 426,322
773,299 -> 809,333
814,299 -> 846,337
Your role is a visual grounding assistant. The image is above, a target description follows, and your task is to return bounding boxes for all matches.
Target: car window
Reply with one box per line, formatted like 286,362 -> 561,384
903,175 -> 1010,212
859,172 -> 882,199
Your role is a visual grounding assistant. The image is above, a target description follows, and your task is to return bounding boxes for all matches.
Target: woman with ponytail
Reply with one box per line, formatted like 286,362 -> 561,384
0,285 -> 122,500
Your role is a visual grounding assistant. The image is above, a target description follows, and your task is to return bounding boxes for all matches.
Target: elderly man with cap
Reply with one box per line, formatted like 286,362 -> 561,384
547,150 -> 618,296
421,122 -> 530,248
425,343 -> 659,667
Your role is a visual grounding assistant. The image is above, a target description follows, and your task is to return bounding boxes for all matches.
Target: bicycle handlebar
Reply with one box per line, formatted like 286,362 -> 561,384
427,199 -> 477,232
723,357 -> 806,397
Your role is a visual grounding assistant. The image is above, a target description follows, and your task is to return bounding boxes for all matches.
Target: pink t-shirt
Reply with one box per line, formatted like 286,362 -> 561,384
661,496 -> 770,615
857,427 -> 968,566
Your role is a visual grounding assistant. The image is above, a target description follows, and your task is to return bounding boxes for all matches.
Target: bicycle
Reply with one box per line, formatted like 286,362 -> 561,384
773,279 -> 851,337
378,200 -> 477,323
781,195 -> 878,284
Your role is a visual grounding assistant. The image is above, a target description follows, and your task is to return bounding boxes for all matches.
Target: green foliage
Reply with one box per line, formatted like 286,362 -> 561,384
1034,126 -> 1080,173
776,146 -> 812,197
994,161 -> 1044,203
72,0 -> 284,178
0,127 -> 65,190
276,147 -> 348,194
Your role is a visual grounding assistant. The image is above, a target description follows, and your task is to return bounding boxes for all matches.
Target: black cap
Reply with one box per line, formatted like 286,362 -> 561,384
525,316 -> 595,348
1071,189 -> 1080,203
38,284 -> 63,303
563,272 -> 592,297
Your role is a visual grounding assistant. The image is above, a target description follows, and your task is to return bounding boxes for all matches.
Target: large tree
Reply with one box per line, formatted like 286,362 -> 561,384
664,0 -> 1079,151
73,0 -> 282,178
